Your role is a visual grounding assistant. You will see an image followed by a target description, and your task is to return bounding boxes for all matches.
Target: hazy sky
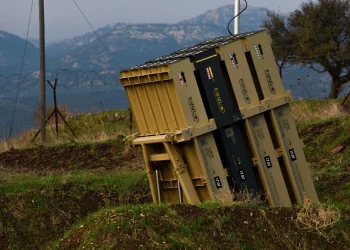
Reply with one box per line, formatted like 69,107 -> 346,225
0,0 -> 305,42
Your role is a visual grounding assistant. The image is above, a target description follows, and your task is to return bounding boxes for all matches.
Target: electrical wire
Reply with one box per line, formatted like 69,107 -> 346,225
227,0 -> 248,36
71,0 -> 121,68
8,0 -> 34,139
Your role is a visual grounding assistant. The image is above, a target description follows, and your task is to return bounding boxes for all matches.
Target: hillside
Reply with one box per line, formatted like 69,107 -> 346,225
0,4 -> 270,75
0,99 -> 349,249
0,31 -> 39,75
180,4 -> 269,29
42,4 -> 268,71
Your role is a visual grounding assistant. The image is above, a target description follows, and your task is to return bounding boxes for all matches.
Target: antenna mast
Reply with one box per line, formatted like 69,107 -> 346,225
234,0 -> 240,34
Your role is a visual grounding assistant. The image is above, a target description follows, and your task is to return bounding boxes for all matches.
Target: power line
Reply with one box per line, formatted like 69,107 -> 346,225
8,0 -> 34,140
71,0 -> 121,68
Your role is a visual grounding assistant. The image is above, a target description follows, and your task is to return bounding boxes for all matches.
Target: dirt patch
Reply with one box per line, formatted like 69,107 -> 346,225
299,119 -> 341,144
0,140 -> 144,174
0,178 -> 151,250
0,226 -> 8,250
169,204 -> 209,220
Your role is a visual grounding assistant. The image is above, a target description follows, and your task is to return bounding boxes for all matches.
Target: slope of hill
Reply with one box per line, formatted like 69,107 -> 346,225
46,23 -> 128,58
46,4 -> 269,70
0,100 -> 349,249
1,4 -> 270,74
180,4 -> 269,31
56,23 -> 227,70
0,31 -> 39,75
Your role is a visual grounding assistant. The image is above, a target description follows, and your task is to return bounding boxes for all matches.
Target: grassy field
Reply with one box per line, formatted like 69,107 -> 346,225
55,203 -> 349,250
0,99 -> 349,249
0,109 -> 133,153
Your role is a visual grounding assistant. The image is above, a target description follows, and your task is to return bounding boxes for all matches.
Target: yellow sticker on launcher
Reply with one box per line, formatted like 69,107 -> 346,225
213,88 -> 225,113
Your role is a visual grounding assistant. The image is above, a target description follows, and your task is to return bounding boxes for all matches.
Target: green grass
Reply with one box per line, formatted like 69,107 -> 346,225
54,204 -> 350,250
58,109 -> 132,138
0,170 -> 150,249
0,170 -> 146,194
297,115 -> 350,208
0,98 -> 350,249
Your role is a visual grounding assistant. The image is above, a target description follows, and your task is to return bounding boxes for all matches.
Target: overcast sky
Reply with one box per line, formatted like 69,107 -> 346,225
0,0 -> 305,42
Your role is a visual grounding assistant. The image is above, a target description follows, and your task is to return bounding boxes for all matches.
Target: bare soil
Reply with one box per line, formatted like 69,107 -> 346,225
0,140 -> 144,174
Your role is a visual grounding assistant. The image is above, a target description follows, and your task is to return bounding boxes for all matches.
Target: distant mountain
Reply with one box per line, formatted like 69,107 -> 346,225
54,23 -> 227,70
1,4 -> 271,74
0,31 -> 40,75
46,23 -> 128,58
46,4 -> 269,70
28,38 -> 40,48
180,4 -> 269,31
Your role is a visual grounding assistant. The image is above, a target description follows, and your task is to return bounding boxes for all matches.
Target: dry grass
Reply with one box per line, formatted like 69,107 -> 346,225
0,129 -> 37,152
234,188 -> 265,205
290,99 -> 345,123
295,202 -> 341,242
215,189 -> 236,206
1,98 -> 347,152
1,98 -> 347,153
0,109 -> 133,153
32,105 -> 70,126
215,188 -> 265,206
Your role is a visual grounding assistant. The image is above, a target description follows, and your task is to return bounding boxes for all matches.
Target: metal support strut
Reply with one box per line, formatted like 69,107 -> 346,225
155,169 -> 161,203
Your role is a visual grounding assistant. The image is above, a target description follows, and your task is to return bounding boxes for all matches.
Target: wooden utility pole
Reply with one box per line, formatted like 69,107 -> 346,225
39,0 -> 46,145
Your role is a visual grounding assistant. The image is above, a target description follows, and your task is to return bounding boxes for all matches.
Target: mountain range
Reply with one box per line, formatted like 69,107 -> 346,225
0,4 -> 270,75
0,31 -> 39,75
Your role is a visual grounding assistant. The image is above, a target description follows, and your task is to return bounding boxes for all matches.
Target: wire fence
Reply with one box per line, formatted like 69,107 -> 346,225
0,69 -> 126,139
0,67 -> 349,139
0,68 -> 120,91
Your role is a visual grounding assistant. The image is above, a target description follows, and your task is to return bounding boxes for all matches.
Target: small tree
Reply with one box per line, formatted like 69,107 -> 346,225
262,11 -> 294,78
264,0 -> 350,98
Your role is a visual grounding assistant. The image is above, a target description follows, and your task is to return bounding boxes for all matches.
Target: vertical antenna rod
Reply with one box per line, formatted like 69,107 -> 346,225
234,0 -> 240,34
39,0 -> 46,145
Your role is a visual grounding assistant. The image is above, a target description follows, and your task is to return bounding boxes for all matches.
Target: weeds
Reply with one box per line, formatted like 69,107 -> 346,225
295,202 -> 341,242
0,99 -> 350,249
215,188 -> 265,207
290,99 -> 344,123
234,189 -> 265,206
55,203 -> 350,250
